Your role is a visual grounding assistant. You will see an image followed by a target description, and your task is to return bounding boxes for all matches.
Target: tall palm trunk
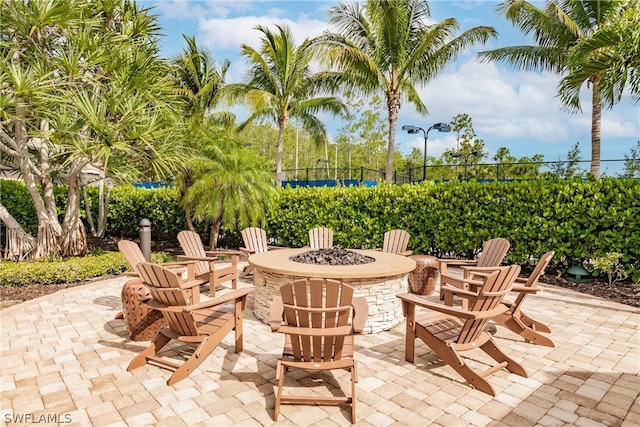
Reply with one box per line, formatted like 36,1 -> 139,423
590,77 -> 601,177
276,116 -> 288,187
209,215 -> 222,249
385,94 -> 401,183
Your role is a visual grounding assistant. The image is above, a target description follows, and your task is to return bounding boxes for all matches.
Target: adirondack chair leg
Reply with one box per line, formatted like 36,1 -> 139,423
403,303 -> 416,363
480,338 -> 527,377
350,366 -> 357,424
127,331 -> 171,371
167,336 -> 218,386
239,264 -> 254,278
520,312 -> 552,333
499,315 -> 555,347
414,327 -> 497,396
274,363 -> 286,421
234,299 -> 244,353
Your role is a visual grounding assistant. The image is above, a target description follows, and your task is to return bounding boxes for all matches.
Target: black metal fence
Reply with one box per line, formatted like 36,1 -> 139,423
281,158 -> 638,186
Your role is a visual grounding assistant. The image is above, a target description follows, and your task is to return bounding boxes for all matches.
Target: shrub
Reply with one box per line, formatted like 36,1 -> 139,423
0,252 -> 167,287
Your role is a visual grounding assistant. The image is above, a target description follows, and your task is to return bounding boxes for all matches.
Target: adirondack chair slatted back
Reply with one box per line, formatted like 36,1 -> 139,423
281,278 -> 354,363
308,227 -> 333,249
382,230 -> 410,254
137,263 -> 198,336
177,230 -> 209,277
477,238 -> 511,267
118,240 -> 146,274
457,265 -> 520,343
241,227 -> 269,253
512,251 -> 554,310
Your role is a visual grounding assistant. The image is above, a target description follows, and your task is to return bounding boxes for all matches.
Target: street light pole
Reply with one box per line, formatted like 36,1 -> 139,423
402,123 -> 451,181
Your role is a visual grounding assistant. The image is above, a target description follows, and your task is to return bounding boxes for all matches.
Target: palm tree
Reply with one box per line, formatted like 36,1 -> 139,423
225,24 -> 348,187
172,34 -> 234,127
479,0 -> 629,177
172,34 -> 234,231
319,0 -> 497,183
180,132 -> 275,249
559,3 -> 640,110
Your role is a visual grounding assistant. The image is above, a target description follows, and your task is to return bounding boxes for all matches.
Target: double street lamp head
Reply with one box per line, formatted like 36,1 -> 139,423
401,123 -> 452,135
401,125 -> 419,134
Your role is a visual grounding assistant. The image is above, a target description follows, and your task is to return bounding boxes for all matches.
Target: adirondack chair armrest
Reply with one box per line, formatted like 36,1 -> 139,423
398,293 -> 476,319
441,274 -> 486,289
437,258 -> 477,276
270,296 -> 284,332
440,284 -> 479,299
205,250 -> 241,265
398,293 -> 508,319
438,258 -> 477,266
352,297 -> 368,333
205,250 -> 242,257
177,255 -> 212,261
160,261 -> 196,278
512,285 -> 539,294
460,265 -> 504,273
239,247 -> 255,257
180,279 -> 205,291
186,287 -> 253,311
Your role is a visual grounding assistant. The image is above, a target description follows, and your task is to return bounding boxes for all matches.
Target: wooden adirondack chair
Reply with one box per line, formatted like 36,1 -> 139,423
438,237 -> 510,301
239,227 -> 285,278
128,262 -> 252,386
462,251 -> 556,347
381,229 -> 412,256
118,240 -> 194,279
177,230 -> 241,297
270,278 -> 368,423
397,265 -> 526,396
116,240 -> 203,320
308,227 -> 333,249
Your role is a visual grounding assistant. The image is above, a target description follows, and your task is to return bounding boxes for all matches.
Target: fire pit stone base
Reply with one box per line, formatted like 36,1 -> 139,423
254,269 -> 408,334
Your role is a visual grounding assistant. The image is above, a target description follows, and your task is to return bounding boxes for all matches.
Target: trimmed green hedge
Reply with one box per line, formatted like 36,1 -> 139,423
2,178 -> 639,281
107,186 -> 188,239
266,179 -> 640,280
0,252 -> 168,287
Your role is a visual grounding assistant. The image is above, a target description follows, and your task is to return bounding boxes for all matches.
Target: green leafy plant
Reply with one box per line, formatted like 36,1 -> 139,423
0,252 -> 168,287
587,252 -> 628,286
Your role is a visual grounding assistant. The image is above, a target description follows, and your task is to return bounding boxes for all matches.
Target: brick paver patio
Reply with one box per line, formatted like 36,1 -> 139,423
2,264 -> 639,426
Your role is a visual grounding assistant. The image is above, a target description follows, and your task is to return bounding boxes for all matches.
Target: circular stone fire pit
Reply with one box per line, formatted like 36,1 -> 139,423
249,248 -> 416,333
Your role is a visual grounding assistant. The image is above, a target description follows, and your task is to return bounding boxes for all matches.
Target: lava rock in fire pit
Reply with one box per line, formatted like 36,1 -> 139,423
290,248 -> 375,265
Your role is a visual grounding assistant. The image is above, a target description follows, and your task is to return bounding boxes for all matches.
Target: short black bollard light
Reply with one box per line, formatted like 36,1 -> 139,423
139,218 -> 151,262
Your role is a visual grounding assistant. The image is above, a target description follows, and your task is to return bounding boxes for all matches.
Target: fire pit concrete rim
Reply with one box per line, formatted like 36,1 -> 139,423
248,248 -> 416,279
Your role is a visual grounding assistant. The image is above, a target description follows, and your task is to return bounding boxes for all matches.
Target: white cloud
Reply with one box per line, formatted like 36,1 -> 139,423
152,0 -> 255,20
198,15 -> 328,51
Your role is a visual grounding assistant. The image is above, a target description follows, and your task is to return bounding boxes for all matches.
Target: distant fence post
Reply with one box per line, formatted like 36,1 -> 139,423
360,166 -> 364,184
139,218 -> 151,262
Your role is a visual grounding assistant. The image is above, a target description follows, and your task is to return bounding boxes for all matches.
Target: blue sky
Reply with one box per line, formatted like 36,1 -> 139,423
144,0 -> 639,174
